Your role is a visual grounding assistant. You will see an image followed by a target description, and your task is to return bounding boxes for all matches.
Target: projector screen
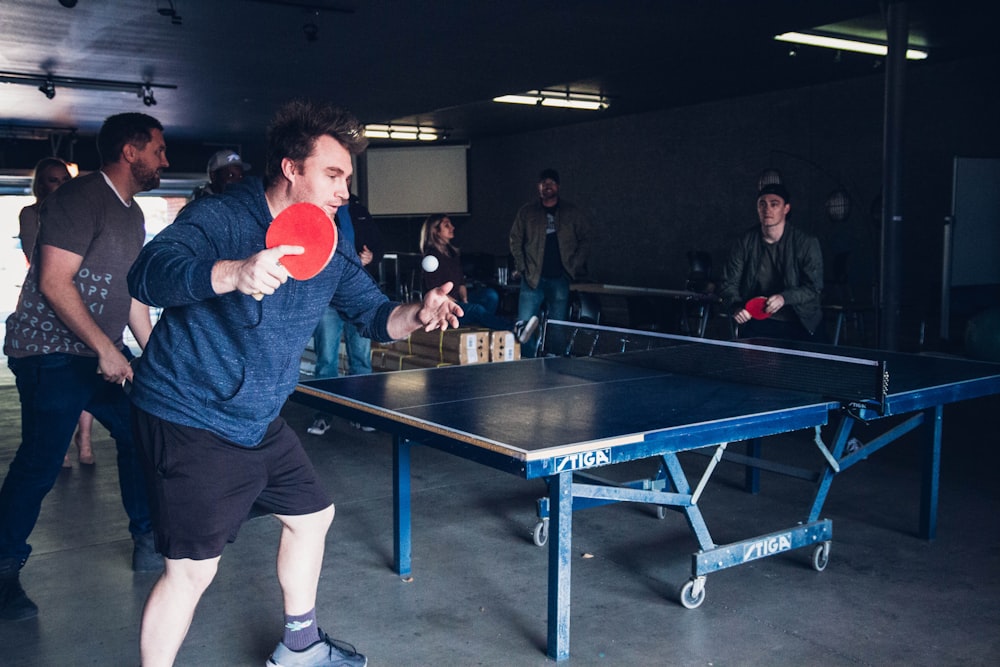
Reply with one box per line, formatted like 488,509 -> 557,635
364,145 -> 468,216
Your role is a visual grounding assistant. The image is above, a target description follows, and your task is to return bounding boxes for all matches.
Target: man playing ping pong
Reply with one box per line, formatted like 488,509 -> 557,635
719,182 -> 825,341
127,100 -> 462,667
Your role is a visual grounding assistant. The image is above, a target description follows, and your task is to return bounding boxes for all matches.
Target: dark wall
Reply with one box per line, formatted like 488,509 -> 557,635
455,54 -> 1000,328
8,52 -> 994,337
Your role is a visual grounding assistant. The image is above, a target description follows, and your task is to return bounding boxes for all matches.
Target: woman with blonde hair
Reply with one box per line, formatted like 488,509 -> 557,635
19,157 -> 73,261
420,213 -> 537,342
18,157 -> 95,467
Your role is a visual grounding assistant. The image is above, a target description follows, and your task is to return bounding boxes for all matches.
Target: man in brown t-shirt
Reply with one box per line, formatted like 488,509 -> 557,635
0,112 -> 169,622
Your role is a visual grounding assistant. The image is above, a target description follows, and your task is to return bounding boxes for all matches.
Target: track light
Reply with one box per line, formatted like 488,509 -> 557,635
38,78 -> 56,99
157,0 -> 182,24
0,70 -> 176,104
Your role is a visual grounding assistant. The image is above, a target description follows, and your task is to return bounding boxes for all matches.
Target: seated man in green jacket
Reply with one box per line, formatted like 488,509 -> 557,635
720,183 -> 825,341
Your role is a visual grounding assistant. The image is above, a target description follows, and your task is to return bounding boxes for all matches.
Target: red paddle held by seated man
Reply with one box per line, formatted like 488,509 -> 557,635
252,202 -> 337,300
738,294 -> 786,323
744,296 -> 771,320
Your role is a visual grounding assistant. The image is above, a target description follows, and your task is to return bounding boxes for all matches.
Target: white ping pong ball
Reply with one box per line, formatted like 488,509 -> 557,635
421,255 -> 439,272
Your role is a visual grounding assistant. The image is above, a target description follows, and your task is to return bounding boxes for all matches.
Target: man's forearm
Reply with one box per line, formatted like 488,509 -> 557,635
386,303 -> 424,340
128,299 -> 154,350
43,283 -> 119,357
210,259 -> 244,295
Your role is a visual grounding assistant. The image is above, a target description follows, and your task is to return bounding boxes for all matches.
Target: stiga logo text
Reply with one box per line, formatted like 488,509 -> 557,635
743,533 -> 792,562
554,449 -> 611,472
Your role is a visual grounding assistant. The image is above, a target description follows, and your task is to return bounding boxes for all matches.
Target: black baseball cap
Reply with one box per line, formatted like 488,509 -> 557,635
757,183 -> 790,203
538,168 -> 560,184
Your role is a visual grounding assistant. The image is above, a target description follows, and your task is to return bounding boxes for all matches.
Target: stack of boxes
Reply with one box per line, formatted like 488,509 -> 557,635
371,327 -> 521,371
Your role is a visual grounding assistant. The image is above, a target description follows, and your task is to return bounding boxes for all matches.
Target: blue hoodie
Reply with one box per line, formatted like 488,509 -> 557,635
127,177 -> 396,446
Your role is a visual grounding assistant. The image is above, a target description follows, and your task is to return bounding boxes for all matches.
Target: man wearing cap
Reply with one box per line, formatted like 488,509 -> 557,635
720,183 -> 825,341
509,168 -> 591,355
190,149 -> 251,200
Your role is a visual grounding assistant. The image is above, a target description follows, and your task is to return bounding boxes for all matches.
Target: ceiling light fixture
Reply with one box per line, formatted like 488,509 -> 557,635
38,77 -> 56,99
157,0 -> 182,24
493,89 -> 609,111
774,32 -> 928,60
364,124 -> 444,141
0,70 -> 177,103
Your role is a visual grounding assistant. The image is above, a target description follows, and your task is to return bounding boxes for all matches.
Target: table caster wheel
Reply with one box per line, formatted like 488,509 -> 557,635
679,577 -> 706,609
532,518 -> 549,547
811,541 -> 830,572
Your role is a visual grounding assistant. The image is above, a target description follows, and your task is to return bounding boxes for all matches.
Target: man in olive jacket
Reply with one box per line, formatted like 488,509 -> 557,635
509,168 -> 591,353
720,183 -> 825,341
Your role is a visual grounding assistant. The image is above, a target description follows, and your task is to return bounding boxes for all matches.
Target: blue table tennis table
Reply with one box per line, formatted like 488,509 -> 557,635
292,321 -> 1000,661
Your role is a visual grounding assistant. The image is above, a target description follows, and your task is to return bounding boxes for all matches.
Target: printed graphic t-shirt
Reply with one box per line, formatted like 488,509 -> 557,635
4,171 -> 145,358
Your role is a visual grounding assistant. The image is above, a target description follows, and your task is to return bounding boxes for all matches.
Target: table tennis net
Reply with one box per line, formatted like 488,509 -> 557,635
541,320 -> 887,412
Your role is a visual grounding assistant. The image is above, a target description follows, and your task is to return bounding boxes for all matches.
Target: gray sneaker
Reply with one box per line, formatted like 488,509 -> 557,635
132,531 -> 164,573
350,421 -> 376,433
307,417 -> 331,436
515,315 -> 540,344
267,631 -> 366,667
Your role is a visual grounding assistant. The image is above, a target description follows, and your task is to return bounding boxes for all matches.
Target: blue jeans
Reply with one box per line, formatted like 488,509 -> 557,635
458,285 -> 513,331
517,275 -> 571,356
313,307 -> 373,379
0,352 -> 152,562
467,285 -> 499,316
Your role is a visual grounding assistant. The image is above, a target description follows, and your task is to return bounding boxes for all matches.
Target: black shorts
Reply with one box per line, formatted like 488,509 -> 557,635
131,406 -> 332,560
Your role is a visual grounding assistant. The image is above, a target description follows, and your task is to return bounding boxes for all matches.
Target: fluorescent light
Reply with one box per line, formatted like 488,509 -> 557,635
364,124 -> 390,138
492,93 -> 541,105
363,123 -> 444,141
775,32 -> 928,60
540,97 -> 604,110
494,89 -> 609,110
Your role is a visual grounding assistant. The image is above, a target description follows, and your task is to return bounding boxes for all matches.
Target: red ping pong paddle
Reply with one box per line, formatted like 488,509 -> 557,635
745,296 -> 771,320
253,202 -> 337,300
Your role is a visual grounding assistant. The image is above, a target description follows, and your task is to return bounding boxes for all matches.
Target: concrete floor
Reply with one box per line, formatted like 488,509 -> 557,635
0,372 -> 998,666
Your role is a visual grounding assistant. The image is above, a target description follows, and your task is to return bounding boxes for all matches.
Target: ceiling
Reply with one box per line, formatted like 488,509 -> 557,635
1,0 -> 996,153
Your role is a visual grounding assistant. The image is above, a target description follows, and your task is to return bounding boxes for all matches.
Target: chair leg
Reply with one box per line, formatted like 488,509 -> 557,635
832,311 -> 844,346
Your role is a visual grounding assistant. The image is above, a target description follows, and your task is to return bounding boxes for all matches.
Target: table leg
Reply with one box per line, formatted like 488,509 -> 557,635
744,439 -> 761,494
547,471 -> 573,661
393,436 -> 412,577
919,405 -> 943,540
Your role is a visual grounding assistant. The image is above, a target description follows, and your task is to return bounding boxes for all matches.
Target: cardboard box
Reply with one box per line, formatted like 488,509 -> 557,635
489,330 -> 520,362
371,349 -> 451,371
403,328 -> 489,365
370,349 -> 407,371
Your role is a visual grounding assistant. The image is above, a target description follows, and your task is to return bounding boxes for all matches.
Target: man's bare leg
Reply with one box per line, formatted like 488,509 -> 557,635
140,556 -> 220,667
275,504 -> 335,615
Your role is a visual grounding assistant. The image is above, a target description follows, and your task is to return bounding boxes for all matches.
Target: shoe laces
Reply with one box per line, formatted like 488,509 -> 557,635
319,633 -> 360,659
